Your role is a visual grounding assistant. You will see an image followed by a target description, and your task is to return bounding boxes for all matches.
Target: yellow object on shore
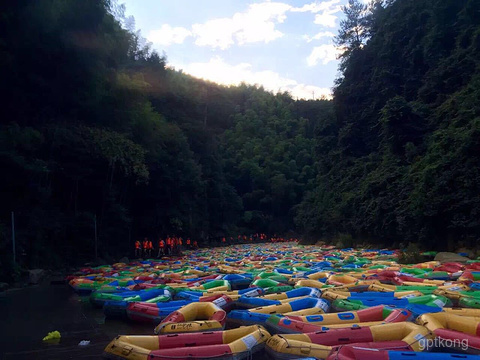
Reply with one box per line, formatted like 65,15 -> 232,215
42,330 -> 61,341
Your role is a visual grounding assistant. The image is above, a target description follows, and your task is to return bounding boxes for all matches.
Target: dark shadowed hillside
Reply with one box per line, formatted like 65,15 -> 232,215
296,0 -> 480,250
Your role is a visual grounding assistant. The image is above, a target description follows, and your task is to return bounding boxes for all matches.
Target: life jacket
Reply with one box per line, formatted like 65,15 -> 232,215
159,240 -> 165,248
149,241 -> 153,249
179,238 -> 183,245
222,237 -> 226,243
166,238 -> 172,246
193,241 -> 198,247
186,238 -> 191,245
143,240 -> 148,249
135,241 -> 141,249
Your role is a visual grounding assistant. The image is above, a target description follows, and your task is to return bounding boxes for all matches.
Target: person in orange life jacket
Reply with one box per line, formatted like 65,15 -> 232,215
186,238 -> 191,249
165,237 -> 171,255
157,238 -> 165,257
142,238 -> 149,257
144,238 -> 149,257
193,240 -> 198,249
170,237 -> 174,255
135,240 -> 141,258
222,237 -> 226,245
171,237 -> 177,255
171,236 -> 176,255
175,237 -> 180,255
178,237 -> 183,252
147,240 -> 153,257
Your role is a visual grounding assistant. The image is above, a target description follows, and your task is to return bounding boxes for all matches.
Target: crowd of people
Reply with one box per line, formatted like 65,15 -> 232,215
217,234 -> 300,246
134,237 -> 198,258
134,234 -> 299,258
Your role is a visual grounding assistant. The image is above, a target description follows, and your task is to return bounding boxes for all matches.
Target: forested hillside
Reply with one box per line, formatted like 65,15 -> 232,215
0,1 -> 328,273
1,0 -> 479,276
296,0 -> 480,250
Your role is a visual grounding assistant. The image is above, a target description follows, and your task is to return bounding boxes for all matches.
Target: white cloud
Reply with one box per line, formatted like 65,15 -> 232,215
147,24 -> 192,46
292,0 -> 342,28
304,31 -> 336,42
191,2 -> 292,49
191,19 -> 237,49
179,56 -> 331,99
148,1 -> 345,50
313,11 -> 340,27
307,44 -> 341,66
290,84 -> 332,100
292,0 -> 341,13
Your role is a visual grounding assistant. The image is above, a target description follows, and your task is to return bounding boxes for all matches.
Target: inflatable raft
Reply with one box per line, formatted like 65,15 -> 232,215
59,244 -> 480,360
266,305 -> 411,334
266,322 -> 431,359
237,287 -> 321,308
104,325 -> 270,360
154,301 -> 227,334
417,312 -> 480,353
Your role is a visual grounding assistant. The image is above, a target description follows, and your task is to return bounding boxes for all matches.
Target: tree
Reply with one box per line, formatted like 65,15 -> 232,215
299,0 -> 480,250
334,0 -> 369,67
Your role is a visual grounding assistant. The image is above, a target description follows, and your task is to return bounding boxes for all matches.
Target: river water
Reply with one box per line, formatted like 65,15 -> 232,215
0,280 -> 267,359
0,280 -> 152,360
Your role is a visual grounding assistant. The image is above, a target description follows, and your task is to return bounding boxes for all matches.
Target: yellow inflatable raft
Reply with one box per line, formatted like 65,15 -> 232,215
104,325 -> 270,360
417,312 -> 480,334
154,302 -> 227,334
265,322 -> 431,360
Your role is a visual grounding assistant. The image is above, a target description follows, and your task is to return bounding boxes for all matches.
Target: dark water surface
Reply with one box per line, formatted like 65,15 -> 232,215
0,281 -> 153,360
0,281 -> 268,360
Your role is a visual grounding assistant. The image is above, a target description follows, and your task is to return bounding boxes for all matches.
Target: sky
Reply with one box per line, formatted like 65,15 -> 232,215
121,0 -> 366,99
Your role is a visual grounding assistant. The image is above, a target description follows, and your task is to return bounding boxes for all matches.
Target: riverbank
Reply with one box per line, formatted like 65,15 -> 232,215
0,278 -> 152,360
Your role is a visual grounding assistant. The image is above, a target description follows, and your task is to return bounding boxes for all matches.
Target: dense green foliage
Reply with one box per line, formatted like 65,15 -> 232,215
0,0 -> 328,274
296,0 -> 480,249
1,0 -> 479,277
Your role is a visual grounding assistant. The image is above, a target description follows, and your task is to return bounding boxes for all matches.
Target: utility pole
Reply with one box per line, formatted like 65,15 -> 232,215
11,211 -> 15,264
94,214 -> 98,259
